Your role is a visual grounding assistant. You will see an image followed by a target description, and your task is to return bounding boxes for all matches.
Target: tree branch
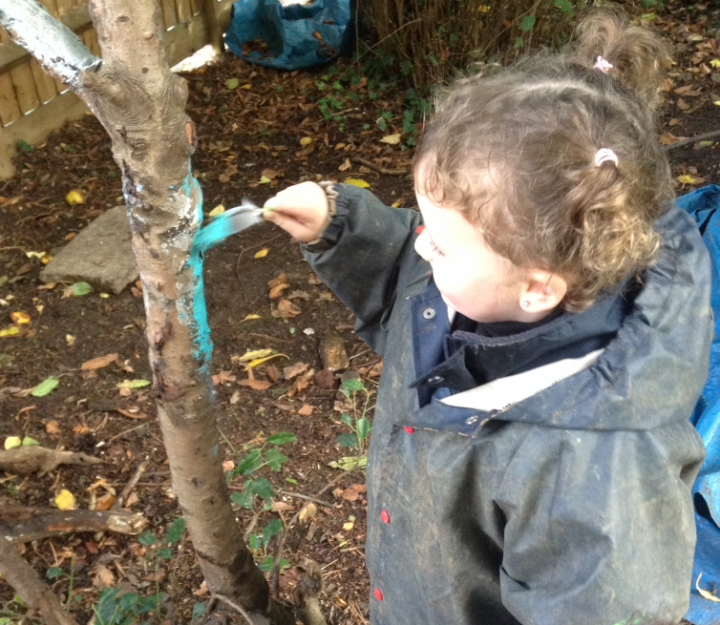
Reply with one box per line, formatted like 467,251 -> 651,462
0,0 -> 100,87
0,534 -> 79,625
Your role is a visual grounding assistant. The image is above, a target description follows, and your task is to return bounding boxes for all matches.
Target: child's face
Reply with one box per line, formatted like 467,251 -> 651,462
414,192 -> 526,323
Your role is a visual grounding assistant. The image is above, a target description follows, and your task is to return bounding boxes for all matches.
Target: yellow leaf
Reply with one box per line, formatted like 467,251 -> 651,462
55,489 -> 77,511
714,101 -> 720,107
712,59 -> 720,68
300,137 -> 314,147
380,133 -> 402,145
479,4 -> 490,12
242,314 -> 263,322
241,83 -> 252,90
66,334 -> 76,346
10,311 -> 31,326
391,200 -> 403,208
254,248 -> 269,259
0,326 -> 20,338
26,251 -> 46,259
245,353 -> 288,370
696,574 -> 720,603
345,178 -> 371,189
41,255 -> 52,265
343,521 -> 355,531
208,204 -> 225,217
259,176 -> 272,184
678,174 -> 701,185
236,348 -> 275,362
4,436 -> 21,450
65,190 -> 86,206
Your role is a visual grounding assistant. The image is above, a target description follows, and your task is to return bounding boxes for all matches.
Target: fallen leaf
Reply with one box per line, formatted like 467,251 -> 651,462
208,204 -> 225,217
92,563 -> 115,589
229,391 -> 241,404
269,283 -> 290,299
711,59 -> 720,68
46,420 -> 61,435
22,437 -> 39,446
65,189 -> 86,206
259,176 -> 272,184
222,460 -> 235,472
238,377 -> 272,390
300,137 -> 314,147
32,377 -> 59,397
338,158 -> 352,172
338,484 -> 367,501
241,314 -> 263,322
677,98 -> 690,111
212,370 -> 237,385
117,379 -> 151,395
66,334 -> 76,346
343,521 -> 355,531
298,502 -> 317,523
254,248 -> 270,259
226,78 -> 240,90
245,353 -> 288,370
55,489 -> 77,511
236,349 -> 275,362
116,408 -> 148,420
273,501 -> 295,512
268,274 -> 289,288
659,132 -> 681,146
315,369 -> 337,389
95,493 -> 117,511
4,436 -> 21,450
287,290 -> 311,301
81,353 -> 119,371
261,168 -> 279,180
284,361 -> 309,380
10,312 -> 31,326
0,326 -> 20,338
298,404 -> 314,417
678,174 -> 705,185
63,282 -> 92,298
272,298 -> 302,318
193,581 -> 210,597
345,178 -> 371,189
380,133 -> 402,145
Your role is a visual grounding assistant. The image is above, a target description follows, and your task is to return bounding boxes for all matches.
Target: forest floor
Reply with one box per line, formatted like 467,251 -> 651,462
1,1 -> 720,624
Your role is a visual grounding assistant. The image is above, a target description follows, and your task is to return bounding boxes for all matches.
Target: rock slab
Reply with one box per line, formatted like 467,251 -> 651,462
41,206 -> 138,294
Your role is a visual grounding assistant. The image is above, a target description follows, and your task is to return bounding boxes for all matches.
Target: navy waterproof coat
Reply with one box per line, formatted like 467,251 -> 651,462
303,184 -> 713,625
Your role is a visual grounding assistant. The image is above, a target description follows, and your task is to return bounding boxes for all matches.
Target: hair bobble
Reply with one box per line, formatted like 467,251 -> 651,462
593,56 -> 614,74
595,148 -> 619,168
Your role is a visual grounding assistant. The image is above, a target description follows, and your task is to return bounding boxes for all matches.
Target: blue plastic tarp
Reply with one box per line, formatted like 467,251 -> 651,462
677,185 -> 720,624
225,0 -> 353,70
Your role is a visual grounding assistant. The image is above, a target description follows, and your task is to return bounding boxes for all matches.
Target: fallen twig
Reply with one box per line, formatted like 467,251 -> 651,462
352,156 -> 409,176
0,507 -> 146,543
276,490 -> 333,509
663,129 -> 720,151
112,459 -> 149,509
0,533 -> 80,625
0,446 -> 101,476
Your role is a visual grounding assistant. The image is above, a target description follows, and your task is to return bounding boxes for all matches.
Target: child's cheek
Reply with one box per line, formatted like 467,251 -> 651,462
414,231 -> 433,262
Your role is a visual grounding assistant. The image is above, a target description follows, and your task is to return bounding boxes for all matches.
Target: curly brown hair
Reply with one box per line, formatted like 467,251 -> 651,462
414,11 -> 673,311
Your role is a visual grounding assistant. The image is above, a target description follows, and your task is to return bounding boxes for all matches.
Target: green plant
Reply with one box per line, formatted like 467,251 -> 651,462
93,588 -> 162,625
46,556 -> 76,611
332,379 -> 374,471
0,595 -> 37,625
226,433 -> 296,572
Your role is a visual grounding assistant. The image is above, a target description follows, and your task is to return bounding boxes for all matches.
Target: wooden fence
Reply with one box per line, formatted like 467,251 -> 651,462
0,0 -> 234,178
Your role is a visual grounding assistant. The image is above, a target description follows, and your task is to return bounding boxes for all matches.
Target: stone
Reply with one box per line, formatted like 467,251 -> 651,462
320,333 -> 349,372
41,206 -> 138,294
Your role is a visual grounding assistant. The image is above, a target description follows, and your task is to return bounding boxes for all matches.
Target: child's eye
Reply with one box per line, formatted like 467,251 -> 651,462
429,240 -> 445,257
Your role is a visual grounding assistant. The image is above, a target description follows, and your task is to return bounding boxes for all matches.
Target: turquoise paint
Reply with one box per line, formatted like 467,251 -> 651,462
177,173 -> 214,377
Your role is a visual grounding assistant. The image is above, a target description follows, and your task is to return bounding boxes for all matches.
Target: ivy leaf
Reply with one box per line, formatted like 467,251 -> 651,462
237,448 -> 263,476
357,417 -> 371,442
262,519 -> 283,547
267,433 -> 297,446
71,281 -> 93,296
138,530 -> 157,546
337,433 -> 358,448
166,518 -> 186,545
266,448 -> 289,472
343,379 -> 365,394
46,567 -> 65,580
520,15 -> 536,31
231,490 -> 255,509
554,0 -> 573,13
247,478 -> 275,501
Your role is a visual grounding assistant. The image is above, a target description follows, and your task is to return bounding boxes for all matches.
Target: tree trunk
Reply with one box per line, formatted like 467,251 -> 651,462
0,2 -> 292,623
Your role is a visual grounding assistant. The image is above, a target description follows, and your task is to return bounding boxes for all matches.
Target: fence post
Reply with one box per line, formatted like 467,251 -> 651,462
202,0 -> 223,55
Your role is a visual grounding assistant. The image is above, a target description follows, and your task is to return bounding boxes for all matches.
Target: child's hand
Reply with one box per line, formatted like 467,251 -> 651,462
263,181 -> 330,243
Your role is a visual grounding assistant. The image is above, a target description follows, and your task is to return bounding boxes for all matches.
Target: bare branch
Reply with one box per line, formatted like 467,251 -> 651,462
0,534 -> 79,625
0,0 -> 100,87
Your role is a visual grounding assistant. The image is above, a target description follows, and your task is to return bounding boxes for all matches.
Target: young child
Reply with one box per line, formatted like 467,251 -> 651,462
263,13 -> 713,625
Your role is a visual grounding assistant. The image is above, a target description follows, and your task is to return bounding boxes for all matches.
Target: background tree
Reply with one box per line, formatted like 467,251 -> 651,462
0,1 -> 295,623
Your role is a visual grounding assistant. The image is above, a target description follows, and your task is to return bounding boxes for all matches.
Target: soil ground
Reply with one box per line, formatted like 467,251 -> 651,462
1,2 -> 720,624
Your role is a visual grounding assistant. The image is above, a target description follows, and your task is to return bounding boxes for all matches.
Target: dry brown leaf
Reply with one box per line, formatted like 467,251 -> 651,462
92,563 -> 116,589
674,84 -> 697,96
238,377 -> 271,390
287,290 -> 311,301
212,370 -> 237,385
273,501 -> 295,512
116,407 -> 148,420
298,404 -> 314,417
261,168 -> 280,180
659,132 -> 681,146
126,492 -> 140,507
269,283 -> 290,299
266,364 -> 281,382
298,502 -> 317,523
96,492 -> 117,511
229,391 -> 241,404
268,273 -> 289,288
315,369 -> 336,389
338,484 -> 367,501
668,118 -> 680,126
193,581 -> 210,597
45,420 -> 60,435
284,361 -> 309,380
338,158 -> 351,172
222,460 -> 235,472
81,353 -> 119,371
677,98 -> 691,111
272,299 -> 302,318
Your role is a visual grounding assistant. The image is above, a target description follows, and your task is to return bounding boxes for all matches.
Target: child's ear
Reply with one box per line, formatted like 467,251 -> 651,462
519,270 -> 567,316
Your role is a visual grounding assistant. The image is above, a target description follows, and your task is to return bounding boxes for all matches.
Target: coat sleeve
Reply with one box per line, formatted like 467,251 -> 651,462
302,183 -> 423,354
495,422 -> 704,625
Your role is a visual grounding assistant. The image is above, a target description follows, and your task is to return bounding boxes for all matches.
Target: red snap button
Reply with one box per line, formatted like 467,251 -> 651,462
374,588 -> 384,601
381,510 -> 390,524
404,426 -> 415,434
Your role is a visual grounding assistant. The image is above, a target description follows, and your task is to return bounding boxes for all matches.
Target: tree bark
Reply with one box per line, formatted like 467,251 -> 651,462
0,534 -> 79,625
0,2 -> 293,623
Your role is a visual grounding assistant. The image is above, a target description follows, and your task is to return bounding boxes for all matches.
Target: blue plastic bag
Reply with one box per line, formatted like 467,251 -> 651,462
225,0 -> 353,70
677,185 -> 720,624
